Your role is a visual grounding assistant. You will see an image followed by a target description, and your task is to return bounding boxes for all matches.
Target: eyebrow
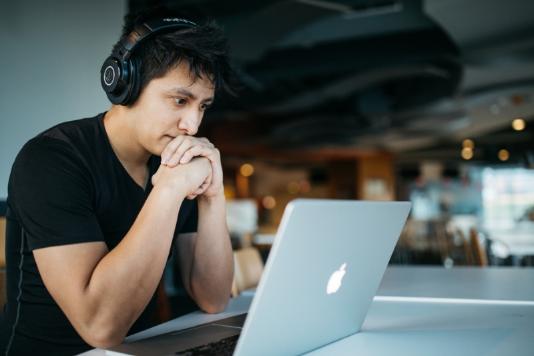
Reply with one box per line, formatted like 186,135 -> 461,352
168,87 -> 214,103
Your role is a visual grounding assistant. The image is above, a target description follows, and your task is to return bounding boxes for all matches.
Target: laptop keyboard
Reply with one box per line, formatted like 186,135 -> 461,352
175,334 -> 239,355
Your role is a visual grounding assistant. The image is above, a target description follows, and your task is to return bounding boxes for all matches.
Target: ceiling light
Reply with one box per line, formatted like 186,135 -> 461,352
512,118 -> 526,131
461,147 -> 473,160
240,163 -> 255,177
462,139 -> 474,149
498,149 -> 510,162
262,196 -> 276,210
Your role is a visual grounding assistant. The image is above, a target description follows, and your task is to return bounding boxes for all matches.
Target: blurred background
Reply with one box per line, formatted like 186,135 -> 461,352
1,0 -> 534,317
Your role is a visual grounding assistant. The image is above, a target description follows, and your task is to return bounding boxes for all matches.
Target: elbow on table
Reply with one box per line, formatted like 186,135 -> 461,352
80,322 -> 128,349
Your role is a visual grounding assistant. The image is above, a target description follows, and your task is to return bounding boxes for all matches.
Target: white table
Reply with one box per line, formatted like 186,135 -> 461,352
378,266 -> 534,302
308,298 -> 534,356
81,267 -> 534,356
486,223 -> 534,261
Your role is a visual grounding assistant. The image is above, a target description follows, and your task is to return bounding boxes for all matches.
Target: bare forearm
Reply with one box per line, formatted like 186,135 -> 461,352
83,184 -> 185,342
191,193 -> 233,313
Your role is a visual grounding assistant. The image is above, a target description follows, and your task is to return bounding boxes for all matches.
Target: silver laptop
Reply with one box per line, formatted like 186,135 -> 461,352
109,199 -> 411,355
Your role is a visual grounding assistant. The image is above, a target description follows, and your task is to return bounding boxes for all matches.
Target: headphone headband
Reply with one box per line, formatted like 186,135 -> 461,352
101,17 -> 197,105
115,18 -> 197,60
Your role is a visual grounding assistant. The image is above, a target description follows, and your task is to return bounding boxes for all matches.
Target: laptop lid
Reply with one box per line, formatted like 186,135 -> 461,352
234,199 -> 411,356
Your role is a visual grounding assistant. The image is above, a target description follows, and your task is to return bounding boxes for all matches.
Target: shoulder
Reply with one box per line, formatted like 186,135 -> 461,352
14,113 -> 106,169
9,114 -> 107,193
38,113 -> 106,153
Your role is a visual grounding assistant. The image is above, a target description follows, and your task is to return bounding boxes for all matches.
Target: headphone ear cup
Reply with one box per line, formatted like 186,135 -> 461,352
101,58 -> 120,99
101,56 -> 130,105
124,56 -> 142,106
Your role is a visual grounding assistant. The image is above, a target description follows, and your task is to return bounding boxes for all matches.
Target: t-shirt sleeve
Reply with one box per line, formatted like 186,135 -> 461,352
8,137 -> 104,250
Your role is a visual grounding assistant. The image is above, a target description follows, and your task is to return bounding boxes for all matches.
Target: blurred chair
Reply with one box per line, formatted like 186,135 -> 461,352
391,219 -> 444,265
226,199 -> 258,249
452,228 -> 474,265
446,215 -> 485,266
232,247 -> 264,297
447,215 -> 478,240
469,228 -> 488,266
452,227 -> 488,266
433,219 -> 451,264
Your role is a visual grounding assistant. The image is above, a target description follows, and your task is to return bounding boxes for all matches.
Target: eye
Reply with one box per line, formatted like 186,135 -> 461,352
174,97 -> 187,106
200,103 -> 212,111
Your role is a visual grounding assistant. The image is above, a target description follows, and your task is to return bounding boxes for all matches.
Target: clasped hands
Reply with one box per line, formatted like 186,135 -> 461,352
152,136 -> 223,200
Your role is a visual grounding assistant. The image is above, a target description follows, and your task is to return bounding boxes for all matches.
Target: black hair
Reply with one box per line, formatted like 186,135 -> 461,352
114,6 -> 237,103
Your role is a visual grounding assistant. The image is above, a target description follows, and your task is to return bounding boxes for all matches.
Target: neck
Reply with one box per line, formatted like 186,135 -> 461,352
103,105 -> 151,167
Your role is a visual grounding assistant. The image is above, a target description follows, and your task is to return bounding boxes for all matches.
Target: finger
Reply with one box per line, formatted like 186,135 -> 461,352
199,173 -> 212,189
167,137 -> 213,167
194,185 -> 207,196
198,137 -> 215,148
196,173 -> 213,196
166,138 -> 197,167
193,173 -> 211,195
161,136 -> 187,165
197,178 -> 211,195
180,145 -> 214,164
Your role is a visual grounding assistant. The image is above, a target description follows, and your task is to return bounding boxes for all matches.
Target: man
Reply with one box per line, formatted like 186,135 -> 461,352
0,8 -> 235,355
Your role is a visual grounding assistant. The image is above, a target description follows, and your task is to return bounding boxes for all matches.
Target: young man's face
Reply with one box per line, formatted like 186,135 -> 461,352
129,61 -> 215,156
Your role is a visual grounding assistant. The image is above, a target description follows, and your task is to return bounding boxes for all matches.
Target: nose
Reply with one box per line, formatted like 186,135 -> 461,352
178,108 -> 202,136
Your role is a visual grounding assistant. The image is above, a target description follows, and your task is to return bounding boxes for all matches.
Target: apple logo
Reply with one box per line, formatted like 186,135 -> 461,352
327,263 -> 347,295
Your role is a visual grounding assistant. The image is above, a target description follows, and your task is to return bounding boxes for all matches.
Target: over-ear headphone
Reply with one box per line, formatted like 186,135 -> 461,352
101,17 -> 197,105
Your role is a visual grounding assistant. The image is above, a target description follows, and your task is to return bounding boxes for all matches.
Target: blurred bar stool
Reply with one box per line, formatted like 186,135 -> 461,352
469,227 -> 488,266
232,247 -> 264,297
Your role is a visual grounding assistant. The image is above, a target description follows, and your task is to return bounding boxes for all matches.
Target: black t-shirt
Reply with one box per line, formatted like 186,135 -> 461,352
0,113 -> 198,355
